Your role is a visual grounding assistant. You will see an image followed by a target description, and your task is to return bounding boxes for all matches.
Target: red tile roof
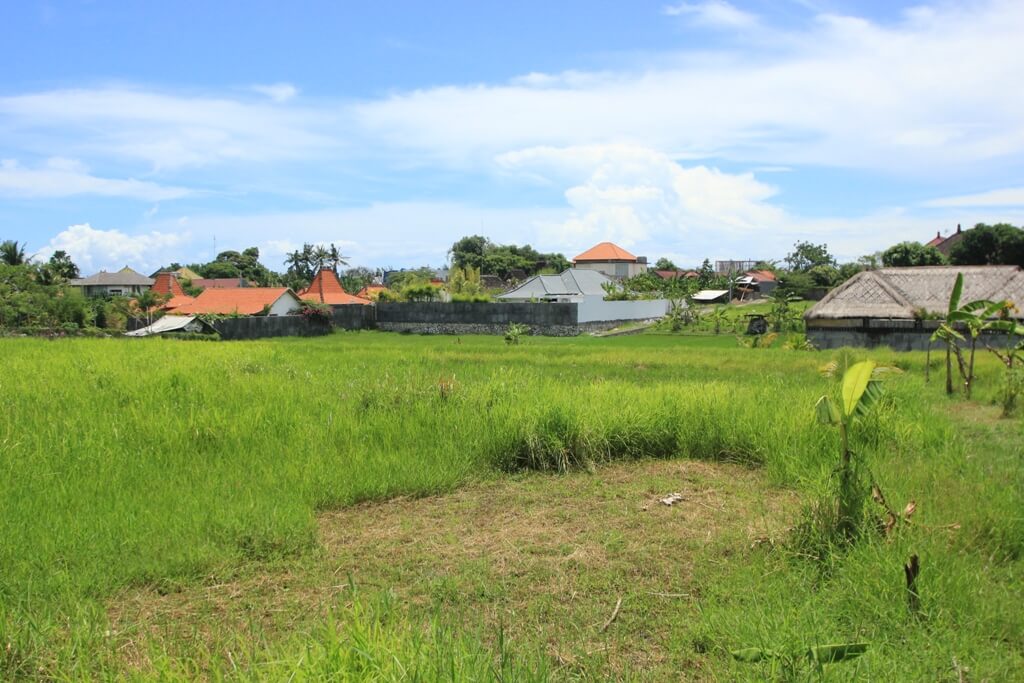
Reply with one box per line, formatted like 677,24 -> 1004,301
573,242 -> 637,262
174,288 -> 297,316
191,278 -> 247,289
745,269 -> 777,282
150,272 -> 194,311
925,231 -> 945,248
299,269 -> 372,305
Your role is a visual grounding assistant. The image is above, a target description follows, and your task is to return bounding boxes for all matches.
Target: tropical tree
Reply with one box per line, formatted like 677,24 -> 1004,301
1,240 -> 28,266
44,250 -> 79,282
785,241 -> 835,272
949,223 -> 1024,267
654,257 -> 677,271
881,241 -> 945,267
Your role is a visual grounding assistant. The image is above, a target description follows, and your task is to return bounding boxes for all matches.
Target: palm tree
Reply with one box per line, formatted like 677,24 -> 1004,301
1,240 -> 28,266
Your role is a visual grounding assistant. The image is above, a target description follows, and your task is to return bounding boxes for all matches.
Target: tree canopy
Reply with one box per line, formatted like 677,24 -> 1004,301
448,235 -> 568,280
881,241 -> 945,267
784,241 -> 836,272
949,223 -> 1024,267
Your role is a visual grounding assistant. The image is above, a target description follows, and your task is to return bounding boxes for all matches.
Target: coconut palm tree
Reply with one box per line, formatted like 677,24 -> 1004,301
0,240 -> 28,266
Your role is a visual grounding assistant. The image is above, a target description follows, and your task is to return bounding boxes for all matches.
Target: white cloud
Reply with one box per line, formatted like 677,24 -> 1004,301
251,82 -> 299,103
0,88 -> 334,169
663,1 -> 759,29
39,224 -> 190,273
0,158 -> 191,200
923,186 -> 1024,208
352,1 -> 1024,174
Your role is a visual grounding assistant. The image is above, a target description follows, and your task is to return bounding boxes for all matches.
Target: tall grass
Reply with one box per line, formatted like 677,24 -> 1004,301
0,332 -> 1020,678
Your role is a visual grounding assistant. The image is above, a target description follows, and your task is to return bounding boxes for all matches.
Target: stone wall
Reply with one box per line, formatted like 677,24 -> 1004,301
212,315 -> 331,341
808,319 -> 1021,351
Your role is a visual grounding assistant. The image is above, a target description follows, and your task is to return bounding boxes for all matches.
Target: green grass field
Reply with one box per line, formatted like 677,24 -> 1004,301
1,332 -> 1021,680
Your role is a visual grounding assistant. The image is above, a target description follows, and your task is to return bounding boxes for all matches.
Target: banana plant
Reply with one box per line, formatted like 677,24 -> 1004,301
930,273 -> 965,395
948,299 -> 1024,398
815,360 -> 884,538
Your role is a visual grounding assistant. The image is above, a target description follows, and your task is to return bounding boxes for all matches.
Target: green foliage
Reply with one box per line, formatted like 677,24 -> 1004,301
449,235 -> 568,279
882,241 -> 946,267
448,265 -> 488,299
0,240 -> 29,266
0,263 -> 95,331
41,250 -> 80,283
283,243 -> 348,289
776,269 -> 817,298
949,223 -> 1024,267
654,256 -> 677,270
807,263 -> 840,287
299,301 -> 333,323
732,642 -> 867,677
504,322 -> 529,345
784,241 -> 836,272
401,282 -> 443,302
202,246 -> 281,286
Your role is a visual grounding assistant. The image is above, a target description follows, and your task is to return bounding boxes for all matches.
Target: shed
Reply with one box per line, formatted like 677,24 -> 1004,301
805,265 -> 1024,350
498,268 -> 613,303
125,316 -> 217,337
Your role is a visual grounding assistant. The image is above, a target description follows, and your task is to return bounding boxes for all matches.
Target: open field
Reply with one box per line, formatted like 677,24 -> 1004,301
1,332 -> 1022,679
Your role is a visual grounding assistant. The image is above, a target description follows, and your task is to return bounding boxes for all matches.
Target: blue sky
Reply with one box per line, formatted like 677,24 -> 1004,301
2,0 -> 1024,273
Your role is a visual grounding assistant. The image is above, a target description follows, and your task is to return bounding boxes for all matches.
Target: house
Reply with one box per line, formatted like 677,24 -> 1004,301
174,287 -> 303,316
654,269 -> 699,280
191,277 -> 249,289
125,315 -> 217,338
498,268 -> 614,303
70,267 -> 154,297
572,242 -> 648,279
150,272 -> 194,312
173,266 -> 203,281
299,268 -> 371,305
805,265 -> 1024,350
735,269 -> 778,296
926,224 -> 966,257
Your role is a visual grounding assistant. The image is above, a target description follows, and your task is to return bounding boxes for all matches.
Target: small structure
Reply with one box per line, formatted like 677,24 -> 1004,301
654,269 -> 698,280
805,265 -> 1024,350
692,289 -> 730,304
150,272 -> 194,312
125,315 -> 216,338
174,287 -> 303,317
572,242 -> 648,279
70,267 -> 154,297
355,284 -> 390,301
498,268 -> 614,303
299,268 -> 371,306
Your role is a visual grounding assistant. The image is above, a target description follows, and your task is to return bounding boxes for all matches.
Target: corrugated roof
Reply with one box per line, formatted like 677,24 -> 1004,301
299,269 -> 372,305
498,268 -> 613,299
174,288 -> 299,316
573,242 -> 637,263
806,266 -> 1024,320
72,266 -> 154,287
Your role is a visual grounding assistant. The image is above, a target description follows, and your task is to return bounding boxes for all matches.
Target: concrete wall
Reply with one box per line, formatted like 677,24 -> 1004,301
331,304 -> 375,330
212,315 -> 331,340
376,302 -> 576,336
576,298 -> 670,323
808,319 -> 1021,351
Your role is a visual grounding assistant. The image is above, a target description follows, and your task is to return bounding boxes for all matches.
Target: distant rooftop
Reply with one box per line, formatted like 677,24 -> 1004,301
573,242 -> 638,263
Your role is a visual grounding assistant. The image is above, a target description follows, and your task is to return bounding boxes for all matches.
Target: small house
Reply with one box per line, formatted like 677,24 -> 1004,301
174,287 -> 303,317
70,267 -> 154,297
498,269 -> 613,303
572,242 -> 648,279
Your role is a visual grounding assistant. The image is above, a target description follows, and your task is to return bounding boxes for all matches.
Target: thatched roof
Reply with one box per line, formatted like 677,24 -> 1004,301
805,266 -> 1024,320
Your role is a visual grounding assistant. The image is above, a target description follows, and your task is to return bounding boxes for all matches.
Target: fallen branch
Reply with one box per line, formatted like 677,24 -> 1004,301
601,597 -> 623,632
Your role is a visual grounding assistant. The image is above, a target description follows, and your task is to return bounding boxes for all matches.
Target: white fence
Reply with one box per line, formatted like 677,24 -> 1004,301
576,298 -> 671,323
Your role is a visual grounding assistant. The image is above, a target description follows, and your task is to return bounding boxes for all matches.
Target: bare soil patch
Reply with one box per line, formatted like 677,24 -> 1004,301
108,459 -> 797,677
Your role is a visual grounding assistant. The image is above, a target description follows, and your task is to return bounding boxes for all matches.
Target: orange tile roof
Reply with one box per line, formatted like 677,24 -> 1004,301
151,272 -> 187,298
175,288 -> 296,316
299,269 -> 372,305
355,284 -> 389,299
745,269 -> 777,282
573,241 -> 637,262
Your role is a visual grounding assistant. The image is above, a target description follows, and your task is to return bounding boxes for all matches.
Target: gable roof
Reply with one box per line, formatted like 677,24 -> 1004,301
925,231 -> 945,248
299,269 -> 372,305
150,272 -> 195,311
173,267 -> 203,281
498,268 -> 613,299
806,266 -> 1024,320
174,288 -> 300,316
573,242 -> 637,263
745,269 -> 777,282
71,266 -> 154,287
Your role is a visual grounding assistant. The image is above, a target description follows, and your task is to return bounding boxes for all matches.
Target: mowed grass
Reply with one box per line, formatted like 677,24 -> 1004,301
0,331 -> 1021,679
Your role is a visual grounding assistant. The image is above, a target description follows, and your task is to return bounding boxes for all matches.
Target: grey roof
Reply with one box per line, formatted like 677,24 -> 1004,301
498,268 -> 613,299
124,316 -> 215,337
692,289 -> 729,302
806,266 -> 1024,320
71,267 -> 154,287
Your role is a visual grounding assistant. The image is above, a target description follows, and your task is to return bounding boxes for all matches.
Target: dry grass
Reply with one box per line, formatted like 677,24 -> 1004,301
107,459 -> 797,678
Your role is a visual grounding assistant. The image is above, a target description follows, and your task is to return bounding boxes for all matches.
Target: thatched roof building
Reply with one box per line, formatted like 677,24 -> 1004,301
806,266 -> 1024,321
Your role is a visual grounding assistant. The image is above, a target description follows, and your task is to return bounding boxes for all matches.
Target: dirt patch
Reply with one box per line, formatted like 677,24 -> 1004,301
108,459 -> 797,676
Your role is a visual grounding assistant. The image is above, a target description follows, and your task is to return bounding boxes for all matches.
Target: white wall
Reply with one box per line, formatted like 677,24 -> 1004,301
577,298 -> 670,323
268,293 -> 301,316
